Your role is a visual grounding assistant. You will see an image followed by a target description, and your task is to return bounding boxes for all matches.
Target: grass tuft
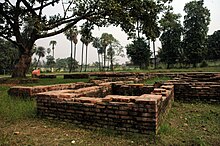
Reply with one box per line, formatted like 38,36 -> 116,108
145,76 -> 171,85
0,86 -> 36,121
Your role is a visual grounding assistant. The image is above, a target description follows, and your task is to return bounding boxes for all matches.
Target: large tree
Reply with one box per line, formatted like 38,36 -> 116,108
107,39 -> 124,71
126,37 -> 151,69
207,30 -> 220,61
159,11 -> 182,69
64,25 -> 78,72
0,0 -> 171,77
182,0 -> 210,67
100,33 -> 115,70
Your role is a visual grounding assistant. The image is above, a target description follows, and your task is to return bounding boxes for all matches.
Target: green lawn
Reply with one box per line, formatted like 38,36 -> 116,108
24,76 -> 90,86
145,76 -> 171,85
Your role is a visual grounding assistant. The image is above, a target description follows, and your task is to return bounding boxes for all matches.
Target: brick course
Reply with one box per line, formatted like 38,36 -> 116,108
35,82 -> 174,134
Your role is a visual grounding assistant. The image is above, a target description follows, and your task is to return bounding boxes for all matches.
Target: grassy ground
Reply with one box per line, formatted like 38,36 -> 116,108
24,77 -> 90,86
145,76 -> 171,85
1,81 -> 220,145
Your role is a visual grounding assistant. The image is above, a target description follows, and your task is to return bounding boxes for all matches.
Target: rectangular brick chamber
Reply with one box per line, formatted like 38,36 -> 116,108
35,82 -> 174,134
171,73 -> 220,103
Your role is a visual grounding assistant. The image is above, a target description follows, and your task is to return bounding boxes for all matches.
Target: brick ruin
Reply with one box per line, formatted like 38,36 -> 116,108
7,72 -> 220,134
172,73 -> 220,103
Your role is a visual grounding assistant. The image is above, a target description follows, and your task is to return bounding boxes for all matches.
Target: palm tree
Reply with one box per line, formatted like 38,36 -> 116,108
80,22 -> 94,72
92,37 -> 102,71
46,48 -> 51,55
80,36 -> 86,72
84,34 -> 93,72
35,46 -> 46,69
100,33 -> 115,70
64,25 -> 78,72
49,40 -> 57,59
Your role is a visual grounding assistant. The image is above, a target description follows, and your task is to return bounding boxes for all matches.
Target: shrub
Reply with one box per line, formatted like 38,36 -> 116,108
200,60 -> 208,68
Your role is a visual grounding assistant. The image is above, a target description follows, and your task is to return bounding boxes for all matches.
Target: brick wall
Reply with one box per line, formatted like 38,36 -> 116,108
174,82 -> 220,102
35,83 -> 174,134
8,82 -> 93,98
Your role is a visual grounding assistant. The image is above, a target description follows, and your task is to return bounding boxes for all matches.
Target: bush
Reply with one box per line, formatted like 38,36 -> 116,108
200,60 -> 208,68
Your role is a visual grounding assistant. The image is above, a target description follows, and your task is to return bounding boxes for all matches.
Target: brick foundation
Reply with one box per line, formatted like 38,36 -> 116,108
35,82 -> 174,134
7,72 -> 220,134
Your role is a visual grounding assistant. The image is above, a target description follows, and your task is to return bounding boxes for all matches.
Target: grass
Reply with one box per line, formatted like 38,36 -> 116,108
156,102 -> 220,145
0,86 -> 36,122
1,82 -> 220,145
145,76 -> 171,85
24,76 -> 90,86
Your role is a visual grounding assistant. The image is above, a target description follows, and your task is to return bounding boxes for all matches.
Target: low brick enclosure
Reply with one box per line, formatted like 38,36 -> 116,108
7,72 -> 220,134
35,82 -> 174,134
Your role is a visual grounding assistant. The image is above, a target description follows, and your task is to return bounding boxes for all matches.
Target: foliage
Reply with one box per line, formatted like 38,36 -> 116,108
0,38 -> 19,74
0,0 -> 171,77
126,37 -> 151,69
92,33 -> 122,71
159,11 -> 183,69
64,25 -> 78,72
66,57 -> 79,71
107,39 -> 124,71
34,46 -> 46,69
80,21 -> 94,72
49,40 -> 57,58
100,33 -> 116,70
46,55 -> 55,70
200,60 -> 208,68
207,30 -> 220,60
92,37 -> 103,71
182,0 -> 210,67
55,58 -> 68,71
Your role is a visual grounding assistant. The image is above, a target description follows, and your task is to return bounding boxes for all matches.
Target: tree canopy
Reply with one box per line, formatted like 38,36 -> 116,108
0,0 -> 171,77
126,37 -> 151,69
182,0 -> 210,67
0,38 -> 19,74
207,30 -> 220,61
158,11 -> 182,69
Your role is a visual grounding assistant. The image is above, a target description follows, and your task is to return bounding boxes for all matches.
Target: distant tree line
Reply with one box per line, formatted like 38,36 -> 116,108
157,0 -> 219,69
126,0 -> 220,69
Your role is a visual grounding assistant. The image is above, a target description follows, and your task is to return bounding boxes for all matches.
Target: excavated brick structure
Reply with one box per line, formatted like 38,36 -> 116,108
35,82 -> 174,134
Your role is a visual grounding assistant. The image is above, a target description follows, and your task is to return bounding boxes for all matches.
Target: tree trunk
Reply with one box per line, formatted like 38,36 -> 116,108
80,43 -> 84,72
103,47 -> 106,71
110,47 -> 114,71
101,53 -> 104,71
153,40 -> 156,69
167,63 -> 170,69
97,49 -> 101,71
12,54 -> 32,78
73,43 -> 77,72
84,45 -> 88,72
69,40 -> 73,73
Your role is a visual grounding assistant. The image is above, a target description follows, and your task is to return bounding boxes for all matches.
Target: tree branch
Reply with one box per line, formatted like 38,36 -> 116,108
20,0 -> 38,16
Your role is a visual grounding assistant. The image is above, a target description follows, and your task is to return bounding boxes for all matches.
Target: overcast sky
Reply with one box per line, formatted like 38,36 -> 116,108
35,0 -> 220,65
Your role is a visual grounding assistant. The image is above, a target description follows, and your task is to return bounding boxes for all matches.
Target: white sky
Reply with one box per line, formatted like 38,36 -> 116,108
36,0 -> 220,65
